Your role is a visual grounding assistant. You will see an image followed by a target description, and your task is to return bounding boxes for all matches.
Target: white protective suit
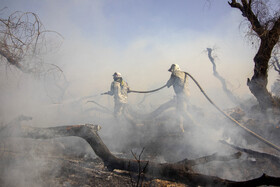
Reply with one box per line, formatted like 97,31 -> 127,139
166,70 -> 190,97
166,64 -> 193,132
107,78 -> 129,117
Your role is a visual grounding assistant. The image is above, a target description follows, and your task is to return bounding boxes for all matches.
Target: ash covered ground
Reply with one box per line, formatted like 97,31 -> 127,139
1,104 -> 280,187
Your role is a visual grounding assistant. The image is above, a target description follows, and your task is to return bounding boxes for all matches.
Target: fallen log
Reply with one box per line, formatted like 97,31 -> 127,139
2,123 -> 280,186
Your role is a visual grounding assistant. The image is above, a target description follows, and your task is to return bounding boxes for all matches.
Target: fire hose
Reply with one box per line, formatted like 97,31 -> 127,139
184,72 -> 280,153
128,72 -> 280,153
128,84 -> 167,93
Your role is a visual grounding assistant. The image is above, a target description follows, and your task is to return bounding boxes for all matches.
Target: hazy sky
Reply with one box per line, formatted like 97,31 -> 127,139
1,0 -> 278,114
2,0 -> 231,44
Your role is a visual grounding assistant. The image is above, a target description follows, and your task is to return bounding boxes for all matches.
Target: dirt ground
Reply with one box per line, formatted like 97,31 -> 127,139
0,139 -> 188,187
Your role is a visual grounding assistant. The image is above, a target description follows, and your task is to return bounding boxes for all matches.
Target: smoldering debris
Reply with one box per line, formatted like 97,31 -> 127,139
1,123 -> 280,186
1,72 -> 280,186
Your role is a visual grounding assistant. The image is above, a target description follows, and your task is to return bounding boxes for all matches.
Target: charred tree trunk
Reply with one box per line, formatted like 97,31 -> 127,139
247,37 -> 277,110
2,123 -> 280,186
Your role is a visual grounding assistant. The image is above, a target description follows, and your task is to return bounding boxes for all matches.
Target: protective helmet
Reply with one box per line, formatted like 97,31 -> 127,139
112,72 -> 122,78
168,64 -> 180,72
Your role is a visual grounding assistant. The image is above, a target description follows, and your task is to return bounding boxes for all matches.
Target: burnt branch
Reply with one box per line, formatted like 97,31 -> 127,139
2,123 -> 280,186
0,10 -> 63,74
176,152 -> 242,167
0,10 -> 67,102
206,48 -> 240,104
130,148 -> 149,187
228,0 -> 264,36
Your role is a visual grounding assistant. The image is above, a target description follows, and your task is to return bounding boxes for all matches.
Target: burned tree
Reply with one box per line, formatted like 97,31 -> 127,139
0,9 -> 63,75
228,0 -> 280,110
0,9 -> 68,103
206,48 -> 241,105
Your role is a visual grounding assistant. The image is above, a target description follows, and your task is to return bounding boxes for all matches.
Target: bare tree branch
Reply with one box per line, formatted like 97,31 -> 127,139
228,0 -> 264,36
0,10 -> 63,75
206,48 -> 240,104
